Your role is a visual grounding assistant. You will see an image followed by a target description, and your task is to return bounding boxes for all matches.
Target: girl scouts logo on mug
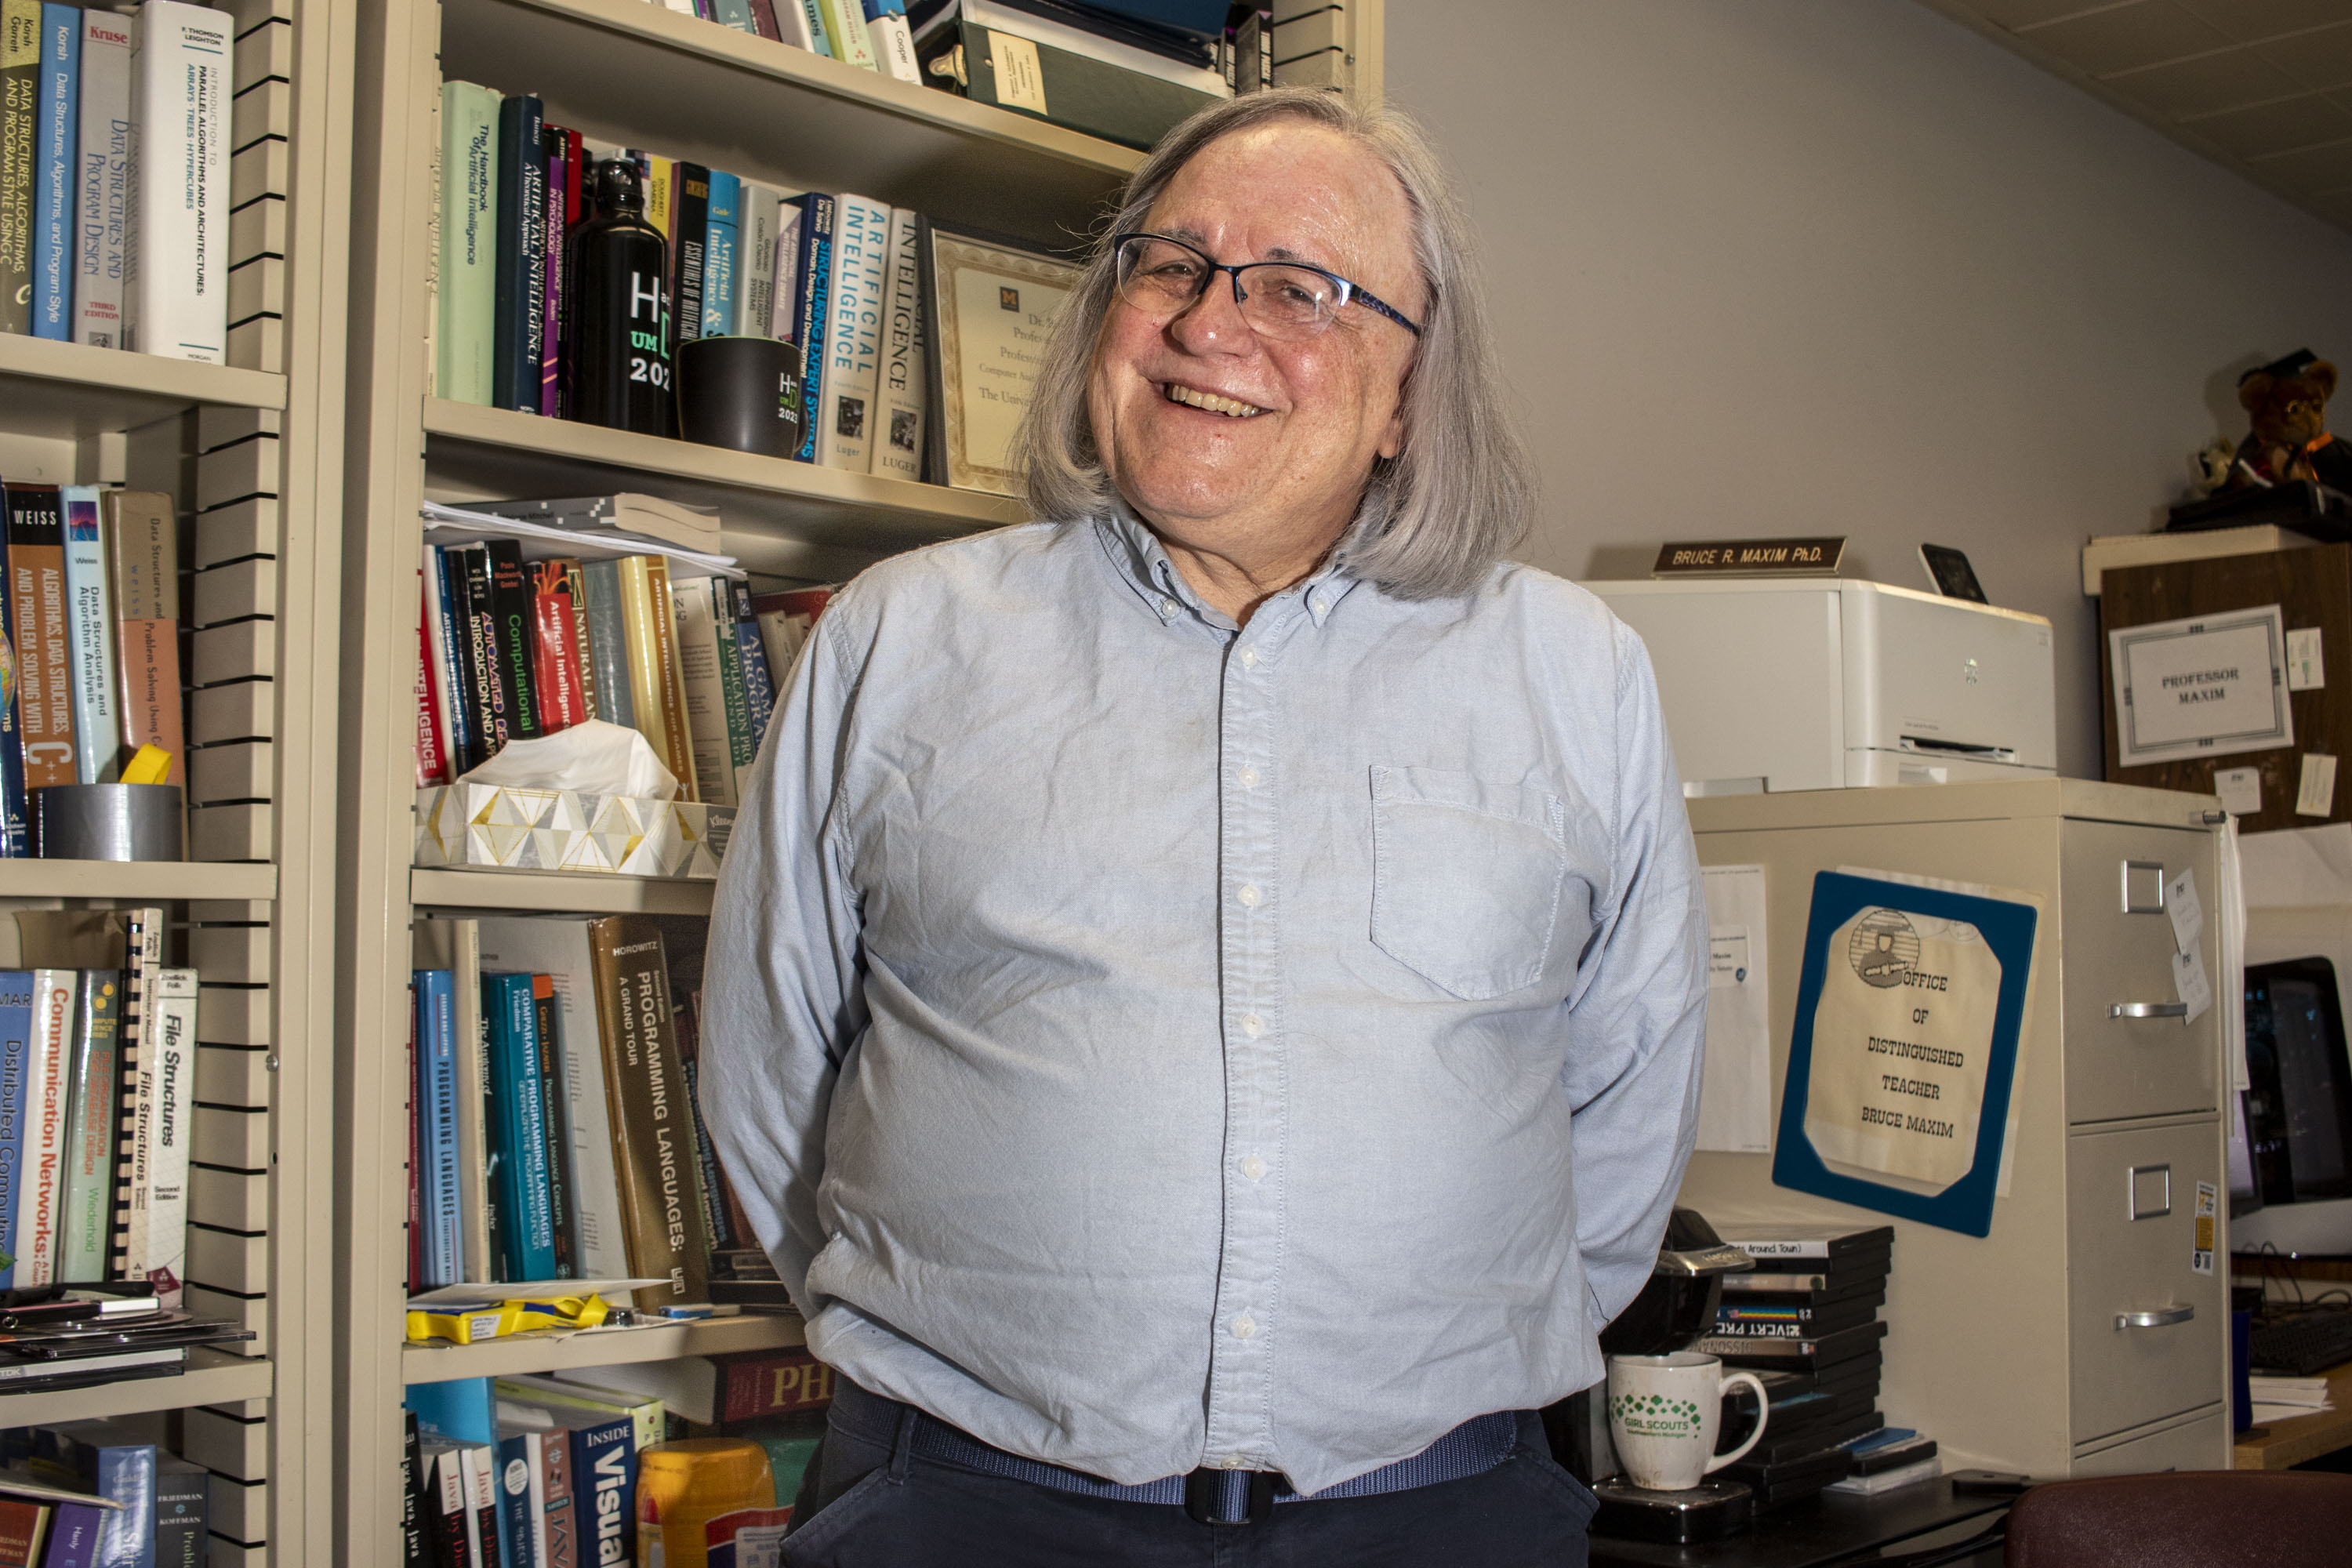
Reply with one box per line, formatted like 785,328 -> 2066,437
1607,1392 -> 1704,1438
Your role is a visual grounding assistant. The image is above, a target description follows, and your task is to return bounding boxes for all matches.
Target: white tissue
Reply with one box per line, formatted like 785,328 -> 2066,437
456,720 -> 680,801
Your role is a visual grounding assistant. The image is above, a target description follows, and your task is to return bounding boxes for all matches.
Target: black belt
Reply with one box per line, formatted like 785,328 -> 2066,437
829,1381 -> 1523,1526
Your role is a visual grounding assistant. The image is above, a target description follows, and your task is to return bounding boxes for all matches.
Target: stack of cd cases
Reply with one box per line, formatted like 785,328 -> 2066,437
1697,1225 -> 1896,1506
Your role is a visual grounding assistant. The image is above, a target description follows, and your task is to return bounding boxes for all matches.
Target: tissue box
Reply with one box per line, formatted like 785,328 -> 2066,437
415,786 -> 733,878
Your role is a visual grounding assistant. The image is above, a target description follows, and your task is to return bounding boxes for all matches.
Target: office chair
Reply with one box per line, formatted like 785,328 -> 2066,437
2004,1472 -> 2352,1566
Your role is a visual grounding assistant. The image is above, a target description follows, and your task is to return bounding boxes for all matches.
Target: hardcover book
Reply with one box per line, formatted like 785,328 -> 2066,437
0,2 -> 39,337
492,92 -> 546,413
16,968 -> 74,1289
0,972 -> 31,1290
136,966 -> 194,1306
701,169 -> 739,339
59,486 -> 118,784
71,9 -> 130,347
484,539 -> 544,744
5,483 -> 76,793
669,576 -> 737,810
588,915 -> 710,1309
437,82 -> 502,406
820,193 -> 888,472
102,490 -> 183,786
871,205 -> 927,482
154,1456 -> 206,1568
670,161 -> 710,351
125,1 -> 233,362
29,1 -> 75,341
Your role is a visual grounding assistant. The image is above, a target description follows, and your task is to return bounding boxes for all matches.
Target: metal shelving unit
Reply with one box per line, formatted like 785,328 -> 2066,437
0,3 -> 356,1563
337,0 -> 1381,1557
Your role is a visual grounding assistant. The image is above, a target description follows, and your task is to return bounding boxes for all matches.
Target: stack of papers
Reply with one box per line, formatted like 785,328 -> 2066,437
2250,1375 -> 2333,1425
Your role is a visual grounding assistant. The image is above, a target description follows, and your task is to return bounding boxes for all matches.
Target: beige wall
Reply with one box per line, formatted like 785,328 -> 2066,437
1386,0 -> 2352,780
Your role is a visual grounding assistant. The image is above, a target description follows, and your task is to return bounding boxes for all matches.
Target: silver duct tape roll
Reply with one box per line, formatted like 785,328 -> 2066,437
32,785 -> 184,862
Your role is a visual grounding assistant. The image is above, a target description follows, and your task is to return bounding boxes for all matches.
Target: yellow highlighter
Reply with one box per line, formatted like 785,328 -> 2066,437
121,745 -> 172,786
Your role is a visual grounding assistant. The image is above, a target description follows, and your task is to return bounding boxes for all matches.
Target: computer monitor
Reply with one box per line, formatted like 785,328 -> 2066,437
2233,954 -> 2352,1254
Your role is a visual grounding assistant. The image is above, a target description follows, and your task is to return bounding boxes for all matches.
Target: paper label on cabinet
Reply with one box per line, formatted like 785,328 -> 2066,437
1697,867 -> 1772,1155
2288,627 -> 2325,690
2108,604 -> 2293,767
1709,928 -> 1751,987
2173,947 -> 2212,1025
2193,1180 -> 2217,1276
1803,906 -> 2002,1189
2214,766 -> 2262,816
987,31 -> 1049,114
2165,866 -> 2202,953
2299,752 -> 2339,817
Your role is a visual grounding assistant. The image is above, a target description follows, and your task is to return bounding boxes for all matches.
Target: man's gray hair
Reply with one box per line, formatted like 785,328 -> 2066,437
1014,89 -> 1532,601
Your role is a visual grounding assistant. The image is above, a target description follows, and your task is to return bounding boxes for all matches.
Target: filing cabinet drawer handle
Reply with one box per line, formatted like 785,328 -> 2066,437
2114,1304 -> 2195,1330
2110,1002 -> 2189,1019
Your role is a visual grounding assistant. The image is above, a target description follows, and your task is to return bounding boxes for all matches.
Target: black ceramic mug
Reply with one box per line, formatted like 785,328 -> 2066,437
677,336 -> 805,459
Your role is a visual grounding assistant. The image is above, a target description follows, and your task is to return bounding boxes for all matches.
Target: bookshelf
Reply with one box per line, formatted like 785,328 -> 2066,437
0,0 -> 354,1563
401,1313 -> 805,1385
338,0 -> 1383,1559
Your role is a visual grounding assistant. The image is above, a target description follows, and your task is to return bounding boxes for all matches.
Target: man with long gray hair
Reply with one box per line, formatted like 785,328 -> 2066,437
703,87 -> 1708,1565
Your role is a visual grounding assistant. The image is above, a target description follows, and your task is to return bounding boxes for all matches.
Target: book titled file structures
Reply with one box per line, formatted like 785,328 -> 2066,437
0,1 -> 235,361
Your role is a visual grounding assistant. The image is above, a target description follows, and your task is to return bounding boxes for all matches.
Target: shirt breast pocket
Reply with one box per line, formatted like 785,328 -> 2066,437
1370,765 -> 1570,1001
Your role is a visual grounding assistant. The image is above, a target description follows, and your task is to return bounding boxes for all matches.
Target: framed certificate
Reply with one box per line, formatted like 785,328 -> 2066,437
917,219 -> 1083,497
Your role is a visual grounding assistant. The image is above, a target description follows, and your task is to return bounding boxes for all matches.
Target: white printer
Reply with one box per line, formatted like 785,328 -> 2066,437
1586,578 -> 2058,795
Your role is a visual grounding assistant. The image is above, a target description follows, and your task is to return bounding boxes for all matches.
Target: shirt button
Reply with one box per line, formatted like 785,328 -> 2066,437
1236,884 -> 1261,908
1232,1316 -> 1258,1340
1238,647 -> 1259,668
1311,595 -> 1329,615
1223,1455 -> 1249,1470
1241,1155 -> 1268,1180
1240,1014 -> 1264,1037
1158,597 -> 1178,617
1236,766 -> 1260,788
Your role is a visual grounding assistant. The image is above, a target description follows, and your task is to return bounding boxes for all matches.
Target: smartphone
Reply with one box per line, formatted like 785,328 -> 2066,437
1918,544 -> 1988,604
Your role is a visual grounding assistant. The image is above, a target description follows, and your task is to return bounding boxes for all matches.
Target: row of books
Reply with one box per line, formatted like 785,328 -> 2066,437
403,1350 -> 830,1568
0,2 -> 235,362
651,0 -> 1285,151
434,84 -> 937,483
0,1420 -> 211,1567
0,483 -> 187,855
0,910 -> 195,1312
407,913 -> 760,1305
416,507 -> 831,808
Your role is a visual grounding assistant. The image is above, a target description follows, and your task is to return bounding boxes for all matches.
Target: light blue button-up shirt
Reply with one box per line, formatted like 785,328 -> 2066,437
700,509 -> 1708,1495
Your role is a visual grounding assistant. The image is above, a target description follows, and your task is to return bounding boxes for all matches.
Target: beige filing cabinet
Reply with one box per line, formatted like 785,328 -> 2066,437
1676,779 -> 2232,1478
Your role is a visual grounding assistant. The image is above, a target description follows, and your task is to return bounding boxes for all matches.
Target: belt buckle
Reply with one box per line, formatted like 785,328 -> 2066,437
1185,1467 -> 1276,1526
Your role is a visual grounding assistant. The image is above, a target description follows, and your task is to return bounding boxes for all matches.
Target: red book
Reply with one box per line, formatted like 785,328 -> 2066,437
416,572 -> 450,785
0,1498 -> 49,1567
744,0 -> 785,42
532,561 -> 589,732
717,1347 -> 836,1423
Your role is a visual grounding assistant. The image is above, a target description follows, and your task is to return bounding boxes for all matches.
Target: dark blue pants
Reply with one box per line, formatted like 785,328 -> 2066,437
782,1382 -> 1596,1567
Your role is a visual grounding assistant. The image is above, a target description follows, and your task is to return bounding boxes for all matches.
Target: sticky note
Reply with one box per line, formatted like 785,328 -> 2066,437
2165,867 -> 2201,953
2288,626 -> 2326,691
2299,753 -> 2338,818
2214,766 -> 2261,816
2172,948 -> 2212,1025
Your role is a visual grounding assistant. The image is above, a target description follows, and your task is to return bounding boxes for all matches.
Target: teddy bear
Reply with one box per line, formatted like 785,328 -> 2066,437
2230,349 -> 2352,494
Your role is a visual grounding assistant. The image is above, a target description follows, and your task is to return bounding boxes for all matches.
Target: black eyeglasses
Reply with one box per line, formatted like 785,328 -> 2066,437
1110,232 -> 1424,339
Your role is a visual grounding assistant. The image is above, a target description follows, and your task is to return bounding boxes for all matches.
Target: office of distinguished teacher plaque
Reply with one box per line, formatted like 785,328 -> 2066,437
921,223 -> 1080,496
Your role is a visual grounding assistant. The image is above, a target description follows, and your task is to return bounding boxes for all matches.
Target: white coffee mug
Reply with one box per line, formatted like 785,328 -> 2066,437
1605,1351 -> 1770,1492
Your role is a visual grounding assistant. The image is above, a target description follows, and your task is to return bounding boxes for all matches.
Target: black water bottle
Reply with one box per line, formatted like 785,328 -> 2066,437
565,159 -> 675,436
